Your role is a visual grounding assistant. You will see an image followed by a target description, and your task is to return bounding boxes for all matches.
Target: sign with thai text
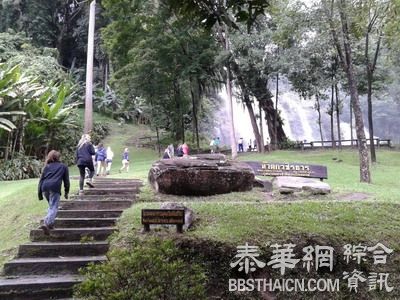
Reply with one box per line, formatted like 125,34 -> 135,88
141,209 -> 185,233
245,161 -> 328,180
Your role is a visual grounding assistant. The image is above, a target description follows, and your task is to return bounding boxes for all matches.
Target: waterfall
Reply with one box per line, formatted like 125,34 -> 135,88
214,78 -> 400,146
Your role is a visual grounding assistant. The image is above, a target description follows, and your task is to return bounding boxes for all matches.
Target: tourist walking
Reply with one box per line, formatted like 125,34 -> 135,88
214,137 -> 220,152
210,138 -> 215,153
163,146 -> 172,159
76,134 -> 96,194
106,146 -> 114,175
120,148 -> 130,172
38,150 -> 70,235
238,137 -> 244,152
182,143 -> 189,156
95,143 -> 107,176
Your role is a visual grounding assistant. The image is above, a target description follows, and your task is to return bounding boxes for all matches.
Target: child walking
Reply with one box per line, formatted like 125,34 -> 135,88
38,150 -> 70,235
119,148 -> 130,172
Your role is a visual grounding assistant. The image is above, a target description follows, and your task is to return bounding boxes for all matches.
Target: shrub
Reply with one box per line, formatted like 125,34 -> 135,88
74,238 -> 207,300
0,153 -> 43,181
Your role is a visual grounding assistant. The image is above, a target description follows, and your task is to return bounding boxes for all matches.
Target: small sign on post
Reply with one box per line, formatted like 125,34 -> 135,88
141,209 -> 185,233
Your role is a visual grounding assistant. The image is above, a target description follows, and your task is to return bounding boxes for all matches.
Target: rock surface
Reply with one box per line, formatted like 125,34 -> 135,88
254,178 -> 273,192
148,154 -> 255,195
160,202 -> 194,230
272,176 -> 331,195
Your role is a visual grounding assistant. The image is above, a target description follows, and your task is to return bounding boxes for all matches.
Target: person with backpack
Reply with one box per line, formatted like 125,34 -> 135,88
38,150 -> 70,235
76,134 -> 96,194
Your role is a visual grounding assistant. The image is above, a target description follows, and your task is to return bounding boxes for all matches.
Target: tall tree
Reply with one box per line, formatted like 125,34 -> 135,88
324,0 -> 371,182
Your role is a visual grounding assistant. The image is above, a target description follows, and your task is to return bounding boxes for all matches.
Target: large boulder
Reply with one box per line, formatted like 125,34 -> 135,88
148,154 -> 255,195
272,176 -> 331,195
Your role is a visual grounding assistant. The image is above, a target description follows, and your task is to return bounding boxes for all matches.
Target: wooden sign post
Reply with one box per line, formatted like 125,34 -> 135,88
142,209 -> 185,233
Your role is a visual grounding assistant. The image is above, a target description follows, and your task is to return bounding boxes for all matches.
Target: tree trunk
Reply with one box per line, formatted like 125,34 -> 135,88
259,103 -> 265,153
189,77 -> 200,149
335,84 -> 342,149
350,101 -> 354,146
330,85 -> 336,148
252,79 -> 286,148
244,100 -> 262,153
274,73 -> 279,150
367,75 -> 376,162
230,61 -> 262,154
4,131 -> 11,160
315,95 -> 324,147
339,0 -> 371,182
364,25 -> 381,163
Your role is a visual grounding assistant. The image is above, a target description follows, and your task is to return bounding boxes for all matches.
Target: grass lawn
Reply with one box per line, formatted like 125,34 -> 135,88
0,114 -> 399,274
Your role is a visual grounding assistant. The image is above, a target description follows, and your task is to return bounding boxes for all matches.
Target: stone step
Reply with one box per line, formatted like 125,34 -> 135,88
17,242 -> 109,258
30,227 -> 117,242
53,218 -> 117,228
59,200 -> 133,210
92,178 -> 142,182
57,209 -> 123,218
0,274 -> 82,300
82,187 -> 139,195
71,194 -> 136,201
3,256 -> 106,276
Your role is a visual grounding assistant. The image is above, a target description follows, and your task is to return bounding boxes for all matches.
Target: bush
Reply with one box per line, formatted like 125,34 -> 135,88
0,153 -> 43,181
74,238 -> 207,300
91,122 -> 111,145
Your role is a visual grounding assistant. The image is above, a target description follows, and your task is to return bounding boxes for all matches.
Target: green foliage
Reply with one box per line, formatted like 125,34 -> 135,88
74,238 -> 207,300
0,153 -> 42,181
90,122 -> 111,145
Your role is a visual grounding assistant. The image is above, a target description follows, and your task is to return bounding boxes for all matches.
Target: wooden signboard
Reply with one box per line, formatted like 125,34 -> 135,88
245,161 -> 328,180
142,209 -> 185,233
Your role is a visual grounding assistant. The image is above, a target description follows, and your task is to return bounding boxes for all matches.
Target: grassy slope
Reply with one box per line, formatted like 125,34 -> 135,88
0,115 -> 158,267
118,148 -> 400,249
1,114 -> 400,269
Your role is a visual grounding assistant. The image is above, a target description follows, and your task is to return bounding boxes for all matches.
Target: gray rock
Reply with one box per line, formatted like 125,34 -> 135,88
254,178 -> 273,192
272,176 -> 331,195
160,202 -> 194,230
148,155 -> 254,196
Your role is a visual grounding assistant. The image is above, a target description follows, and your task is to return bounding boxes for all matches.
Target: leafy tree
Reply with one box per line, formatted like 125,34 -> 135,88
321,0 -> 371,182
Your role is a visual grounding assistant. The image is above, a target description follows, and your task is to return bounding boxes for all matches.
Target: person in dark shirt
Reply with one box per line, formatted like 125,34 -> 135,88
38,150 -> 70,235
76,134 -> 96,194
95,143 -> 107,176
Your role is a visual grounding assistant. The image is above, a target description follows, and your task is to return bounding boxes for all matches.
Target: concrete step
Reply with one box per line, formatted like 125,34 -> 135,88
3,256 -> 106,276
0,275 -> 82,300
57,209 -> 123,218
91,178 -> 142,183
18,242 -> 109,258
70,194 -> 136,201
53,218 -> 117,228
91,182 -> 143,187
82,187 -> 139,195
59,200 -> 133,210
30,227 -> 117,242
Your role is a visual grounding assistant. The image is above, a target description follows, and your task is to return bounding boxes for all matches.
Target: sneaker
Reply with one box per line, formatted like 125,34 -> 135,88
40,225 -> 50,235
86,182 -> 95,188
78,190 -> 84,195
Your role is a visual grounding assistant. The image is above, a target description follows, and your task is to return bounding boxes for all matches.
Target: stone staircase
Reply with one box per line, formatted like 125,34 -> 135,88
0,178 -> 142,300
